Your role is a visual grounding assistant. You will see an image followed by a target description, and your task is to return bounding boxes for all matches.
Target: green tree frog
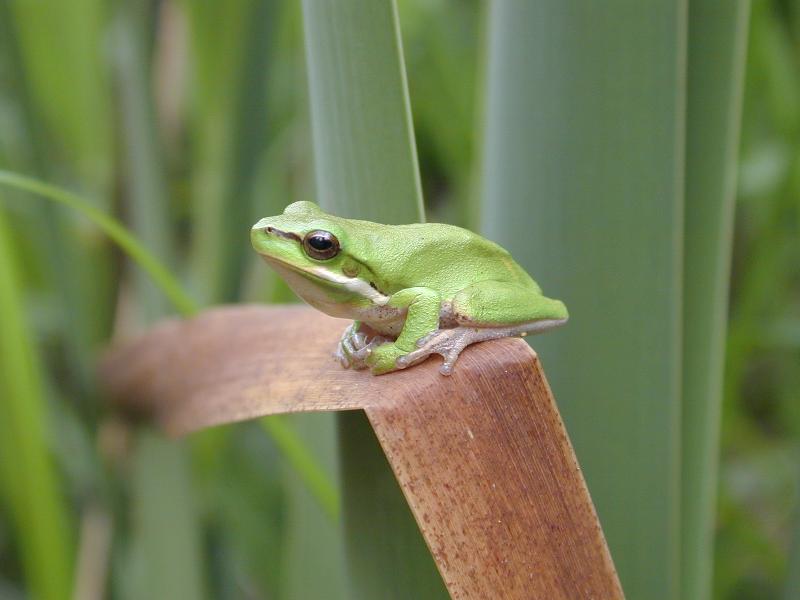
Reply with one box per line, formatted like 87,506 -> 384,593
251,201 -> 568,375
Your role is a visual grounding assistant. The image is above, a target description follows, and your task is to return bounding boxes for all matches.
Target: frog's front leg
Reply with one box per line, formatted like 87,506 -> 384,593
366,287 -> 440,375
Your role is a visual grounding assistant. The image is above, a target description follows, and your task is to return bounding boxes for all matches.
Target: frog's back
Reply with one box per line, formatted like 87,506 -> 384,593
374,222 -> 541,296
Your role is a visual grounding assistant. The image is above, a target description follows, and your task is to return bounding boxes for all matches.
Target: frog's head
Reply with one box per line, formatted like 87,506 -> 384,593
251,201 -> 388,315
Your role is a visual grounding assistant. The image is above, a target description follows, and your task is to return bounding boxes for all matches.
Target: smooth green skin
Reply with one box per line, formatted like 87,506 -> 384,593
251,201 -> 567,374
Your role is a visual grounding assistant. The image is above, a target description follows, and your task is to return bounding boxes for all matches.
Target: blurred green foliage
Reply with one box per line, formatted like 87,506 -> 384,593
0,0 -> 797,598
718,1 -> 800,598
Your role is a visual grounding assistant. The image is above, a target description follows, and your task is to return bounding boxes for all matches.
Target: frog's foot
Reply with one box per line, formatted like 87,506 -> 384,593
335,324 -> 388,370
393,327 -> 478,375
396,320 -> 567,375
365,342 -> 408,375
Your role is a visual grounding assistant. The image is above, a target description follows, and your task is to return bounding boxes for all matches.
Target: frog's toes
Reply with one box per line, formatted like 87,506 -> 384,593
336,325 -> 390,371
396,328 -> 477,375
350,329 -> 368,350
350,336 -> 388,361
334,336 -> 358,368
336,325 -> 369,369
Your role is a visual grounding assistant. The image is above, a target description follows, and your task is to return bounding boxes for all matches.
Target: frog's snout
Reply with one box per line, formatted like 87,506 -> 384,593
250,221 -> 271,252
251,219 -> 304,254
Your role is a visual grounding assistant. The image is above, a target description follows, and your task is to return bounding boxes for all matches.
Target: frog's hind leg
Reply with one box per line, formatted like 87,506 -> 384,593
395,281 -> 568,375
395,320 -> 565,375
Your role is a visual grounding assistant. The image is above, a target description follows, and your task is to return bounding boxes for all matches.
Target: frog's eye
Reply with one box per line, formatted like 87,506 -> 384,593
303,230 -> 340,260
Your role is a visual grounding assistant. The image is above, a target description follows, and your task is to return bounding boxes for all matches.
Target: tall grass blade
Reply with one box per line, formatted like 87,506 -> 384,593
278,414 -> 350,600
398,0 -> 481,227
480,3 -> 686,597
0,208 -> 73,600
260,416 -> 339,521
0,171 -> 197,318
682,2 -> 750,598
186,0 -> 275,303
302,0 -> 423,223
7,0 -> 112,195
120,431 -> 206,600
114,6 -> 210,597
114,0 -> 176,321
196,426 -> 286,598
301,0 -> 446,596
4,0 -> 115,393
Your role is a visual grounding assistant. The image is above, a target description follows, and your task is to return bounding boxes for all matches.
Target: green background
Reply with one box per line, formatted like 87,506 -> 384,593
0,0 -> 797,598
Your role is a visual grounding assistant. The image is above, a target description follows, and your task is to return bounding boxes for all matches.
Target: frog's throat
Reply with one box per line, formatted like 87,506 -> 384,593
262,255 -> 390,306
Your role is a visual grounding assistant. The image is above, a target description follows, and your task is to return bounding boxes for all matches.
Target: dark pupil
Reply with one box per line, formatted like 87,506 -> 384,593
309,236 -> 332,250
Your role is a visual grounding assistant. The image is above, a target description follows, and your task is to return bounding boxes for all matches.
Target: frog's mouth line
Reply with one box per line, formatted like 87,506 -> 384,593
259,254 -> 391,306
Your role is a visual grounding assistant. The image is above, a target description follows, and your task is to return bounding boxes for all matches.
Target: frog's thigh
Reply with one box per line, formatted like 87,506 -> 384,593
396,282 -> 566,375
451,280 -> 556,326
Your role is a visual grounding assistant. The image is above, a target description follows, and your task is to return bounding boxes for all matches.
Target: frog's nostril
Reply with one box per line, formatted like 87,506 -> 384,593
265,226 -> 273,234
